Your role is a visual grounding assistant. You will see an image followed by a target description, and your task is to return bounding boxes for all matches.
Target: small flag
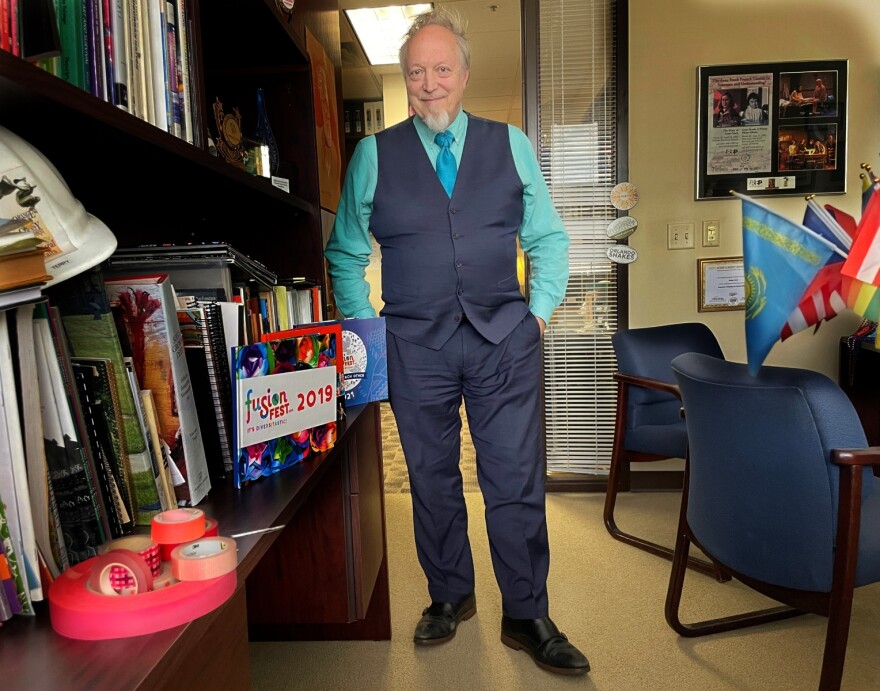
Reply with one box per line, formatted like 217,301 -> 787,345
738,194 -> 837,374
842,275 -> 880,322
781,263 -> 846,340
824,204 -> 859,240
841,186 -> 880,286
780,199 -> 852,341
803,198 -> 853,253
861,173 -> 876,212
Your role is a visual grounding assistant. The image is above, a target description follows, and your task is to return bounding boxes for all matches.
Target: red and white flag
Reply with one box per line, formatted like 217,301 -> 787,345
841,187 -> 880,285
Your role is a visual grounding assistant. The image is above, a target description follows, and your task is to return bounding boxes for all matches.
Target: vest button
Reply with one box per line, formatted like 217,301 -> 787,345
452,233 -> 461,240
456,261 -> 462,268
458,289 -> 463,295
450,208 -> 458,214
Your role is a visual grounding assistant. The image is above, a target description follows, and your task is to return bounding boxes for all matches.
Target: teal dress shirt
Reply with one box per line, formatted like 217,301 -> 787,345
325,109 -> 570,324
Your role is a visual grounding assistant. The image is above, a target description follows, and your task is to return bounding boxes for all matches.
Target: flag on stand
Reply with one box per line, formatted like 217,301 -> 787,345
861,173 -> 876,212
841,185 -> 880,287
738,193 -> 837,374
824,204 -> 859,240
780,199 -> 853,340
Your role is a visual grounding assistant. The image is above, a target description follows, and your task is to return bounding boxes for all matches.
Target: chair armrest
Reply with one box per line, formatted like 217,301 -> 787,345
613,372 -> 681,399
832,447 -> 880,466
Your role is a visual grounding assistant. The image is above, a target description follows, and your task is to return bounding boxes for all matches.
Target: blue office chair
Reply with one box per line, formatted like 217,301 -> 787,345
605,323 -> 726,579
669,353 -> 880,691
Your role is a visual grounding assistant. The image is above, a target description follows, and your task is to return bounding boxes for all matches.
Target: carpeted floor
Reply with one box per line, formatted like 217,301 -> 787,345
250,488 -> 880,690
381,402 -> 479,494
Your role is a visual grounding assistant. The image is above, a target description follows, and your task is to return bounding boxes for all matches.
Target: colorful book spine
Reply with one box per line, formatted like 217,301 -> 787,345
55,0 -> 87,90
110,0 -> 130,110
104,274 -> 210,506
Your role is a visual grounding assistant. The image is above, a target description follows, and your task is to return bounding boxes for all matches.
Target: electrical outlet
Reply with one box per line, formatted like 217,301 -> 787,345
702,220 -> 720,247
667,222 -> 695,250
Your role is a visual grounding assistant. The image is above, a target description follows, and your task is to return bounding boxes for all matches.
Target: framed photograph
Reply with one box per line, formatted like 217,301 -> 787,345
698,257 -> 745,312
696,60 -> 847,200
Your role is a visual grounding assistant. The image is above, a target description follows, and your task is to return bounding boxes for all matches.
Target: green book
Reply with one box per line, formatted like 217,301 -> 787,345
53,0 -> 86,90
47,269 -> 162,525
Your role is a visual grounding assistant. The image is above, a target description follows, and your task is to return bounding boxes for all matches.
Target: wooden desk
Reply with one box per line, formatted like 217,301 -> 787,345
839,338 -> 880,445
0,403 -> 389,690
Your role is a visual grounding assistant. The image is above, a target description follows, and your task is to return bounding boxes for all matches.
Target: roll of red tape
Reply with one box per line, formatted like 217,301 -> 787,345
100,535 -> 161,578
171,537 -> 238,581
204,517 -> 219,537
152,562 -> 177,590
151,508 -> 206,545
49,557 -> 237,640
87,550 -> 152,596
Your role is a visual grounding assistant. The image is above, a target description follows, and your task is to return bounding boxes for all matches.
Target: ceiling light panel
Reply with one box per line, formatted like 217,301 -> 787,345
345,4 -> 433,66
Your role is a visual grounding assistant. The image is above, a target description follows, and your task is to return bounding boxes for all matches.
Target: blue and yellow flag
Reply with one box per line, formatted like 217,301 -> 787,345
739,194 -> 836,374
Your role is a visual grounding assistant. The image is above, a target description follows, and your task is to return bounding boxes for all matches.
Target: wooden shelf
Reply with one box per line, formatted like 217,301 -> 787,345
0,404 -> 386,690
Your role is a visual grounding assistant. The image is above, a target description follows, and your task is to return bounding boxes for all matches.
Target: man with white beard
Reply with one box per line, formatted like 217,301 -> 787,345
325,8 -> 588,676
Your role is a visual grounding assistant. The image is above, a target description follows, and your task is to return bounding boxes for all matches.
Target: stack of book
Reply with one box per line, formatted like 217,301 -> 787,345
0,223 -> 51,309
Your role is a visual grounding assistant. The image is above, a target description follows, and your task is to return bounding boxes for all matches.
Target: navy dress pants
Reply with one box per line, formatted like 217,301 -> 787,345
387,313 -> 549,619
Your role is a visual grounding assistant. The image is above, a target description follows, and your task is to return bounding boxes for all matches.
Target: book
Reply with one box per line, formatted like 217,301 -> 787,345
145,0 -> 167,131
16,302 -> 68,578
341,317 -> 388,407
104,274 -> 210,506
0,283 -> 45,310
0,248 -> 51,291
124,360 -> 171,510
109,242 -> 279,289
0,536 -> 19,620
33,306 -> 106,566
70,356 -> 137,532
51,0 -> 87,90
232,326 -> 341,488
110,0 -> 130,110
47,269 -> 162,525
177,306 -> 227,481
0,310 -> 40,605
0,497 -> 29,616
138,388 -> 177,510
261,322 -> 344,393
46,304 -> 114,543
70,362 -> 131,538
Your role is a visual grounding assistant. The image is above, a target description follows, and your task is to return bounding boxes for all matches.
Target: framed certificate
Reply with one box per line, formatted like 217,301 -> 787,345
698,257 -> 745,312
696,60 -> 848,200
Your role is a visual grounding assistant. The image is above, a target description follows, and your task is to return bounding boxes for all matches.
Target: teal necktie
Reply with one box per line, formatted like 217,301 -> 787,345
434,131 -> 457,197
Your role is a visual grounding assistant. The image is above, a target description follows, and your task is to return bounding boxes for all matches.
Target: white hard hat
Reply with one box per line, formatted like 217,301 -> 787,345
0,124 -> 116,286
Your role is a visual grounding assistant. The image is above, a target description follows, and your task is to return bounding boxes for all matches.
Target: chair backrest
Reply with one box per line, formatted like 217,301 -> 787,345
612,323 -> 723,430
671,352 -> 869,592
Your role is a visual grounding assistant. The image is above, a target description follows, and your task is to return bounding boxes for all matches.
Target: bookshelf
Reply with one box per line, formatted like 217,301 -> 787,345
0,0 -> 389,686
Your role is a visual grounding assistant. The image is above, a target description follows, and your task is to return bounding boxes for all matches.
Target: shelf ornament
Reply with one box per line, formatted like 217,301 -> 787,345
212,98 -> 246,169
254,88 -> 280,175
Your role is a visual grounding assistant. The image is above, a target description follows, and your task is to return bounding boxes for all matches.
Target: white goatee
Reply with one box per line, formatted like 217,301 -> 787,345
421,110 -> 451,134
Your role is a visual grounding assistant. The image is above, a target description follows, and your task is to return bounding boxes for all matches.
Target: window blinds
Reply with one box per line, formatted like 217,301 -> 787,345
537,0 -> 620,476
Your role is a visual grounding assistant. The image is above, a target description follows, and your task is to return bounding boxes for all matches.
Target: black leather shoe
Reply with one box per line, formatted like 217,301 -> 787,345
413,592 -> 476,645
501,615 -> 590,675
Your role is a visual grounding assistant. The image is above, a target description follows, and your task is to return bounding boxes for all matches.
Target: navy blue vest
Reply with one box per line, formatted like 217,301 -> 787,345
372,116 -> 529,349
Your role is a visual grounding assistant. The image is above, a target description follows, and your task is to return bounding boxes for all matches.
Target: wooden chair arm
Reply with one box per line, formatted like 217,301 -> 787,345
613,372 -> 682,399
832,448 -> 880,466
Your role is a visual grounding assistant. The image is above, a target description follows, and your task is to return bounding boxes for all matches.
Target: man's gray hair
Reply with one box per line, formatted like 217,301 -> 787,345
399,7 -> 470,73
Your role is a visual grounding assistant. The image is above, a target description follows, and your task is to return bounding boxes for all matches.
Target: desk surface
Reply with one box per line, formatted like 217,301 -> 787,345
0,404 -> 373,689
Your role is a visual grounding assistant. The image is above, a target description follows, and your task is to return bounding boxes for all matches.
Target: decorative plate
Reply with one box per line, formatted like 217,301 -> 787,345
610,182 -> 639,210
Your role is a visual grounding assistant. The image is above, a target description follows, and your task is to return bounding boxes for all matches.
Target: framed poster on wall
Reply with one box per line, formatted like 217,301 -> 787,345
696,60 -> 848,200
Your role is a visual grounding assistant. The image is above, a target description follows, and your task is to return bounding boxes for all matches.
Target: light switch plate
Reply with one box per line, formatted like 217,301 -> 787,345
702,220 -> 720,247
667,222 -> 695,249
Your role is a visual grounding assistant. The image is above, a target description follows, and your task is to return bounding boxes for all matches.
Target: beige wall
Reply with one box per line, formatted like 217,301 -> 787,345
629,0 -> 879,377
382,74 -> 409,127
